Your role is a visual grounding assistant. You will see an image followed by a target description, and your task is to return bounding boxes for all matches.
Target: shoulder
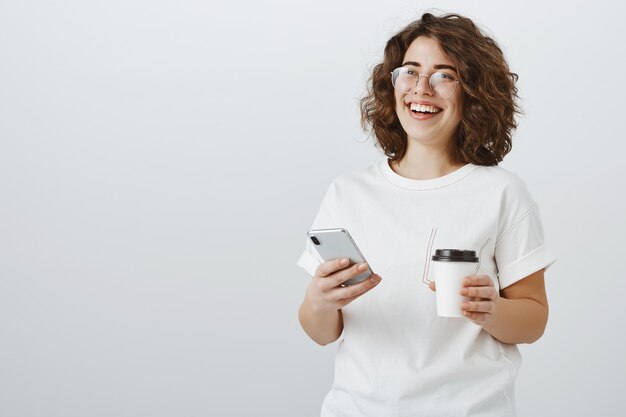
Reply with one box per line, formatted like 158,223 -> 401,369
472,165 -> 535,203
473,166 -> 541,236
315,162 -> 380,209
328,161 -> 381,190
474,164 -> 528,188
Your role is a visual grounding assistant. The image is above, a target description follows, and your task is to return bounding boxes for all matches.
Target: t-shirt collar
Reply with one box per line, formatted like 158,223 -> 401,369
378,157 -> 480,190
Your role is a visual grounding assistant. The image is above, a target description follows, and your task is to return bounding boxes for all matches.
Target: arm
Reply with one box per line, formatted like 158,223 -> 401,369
299,258 -> 382,346
299,302 -> 344,346
460,269 -> 549,344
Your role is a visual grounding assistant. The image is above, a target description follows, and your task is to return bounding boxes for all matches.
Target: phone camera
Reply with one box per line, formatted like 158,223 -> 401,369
310,236 -> 320,245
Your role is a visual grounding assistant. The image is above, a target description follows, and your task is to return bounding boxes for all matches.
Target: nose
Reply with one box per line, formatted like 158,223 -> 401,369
411,74 -> 433,96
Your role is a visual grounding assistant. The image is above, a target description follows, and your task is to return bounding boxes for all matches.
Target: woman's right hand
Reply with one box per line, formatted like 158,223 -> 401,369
305,258 -> 382,313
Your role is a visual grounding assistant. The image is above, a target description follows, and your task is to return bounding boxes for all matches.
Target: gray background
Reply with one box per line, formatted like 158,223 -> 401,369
1,0 -> 624,416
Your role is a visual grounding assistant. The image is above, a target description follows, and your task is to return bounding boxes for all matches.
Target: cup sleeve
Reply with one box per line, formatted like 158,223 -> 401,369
494,204 -> 556,289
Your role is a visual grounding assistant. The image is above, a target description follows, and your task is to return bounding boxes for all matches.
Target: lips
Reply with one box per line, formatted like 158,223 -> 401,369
409,103 -> 442,114
405,101 -> 443,120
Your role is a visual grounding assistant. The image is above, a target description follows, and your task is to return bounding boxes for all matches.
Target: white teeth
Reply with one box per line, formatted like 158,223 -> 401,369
409,103 -> 441,113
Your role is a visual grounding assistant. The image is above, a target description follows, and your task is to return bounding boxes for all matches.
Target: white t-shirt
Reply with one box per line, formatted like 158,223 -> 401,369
297,158 -> 556,417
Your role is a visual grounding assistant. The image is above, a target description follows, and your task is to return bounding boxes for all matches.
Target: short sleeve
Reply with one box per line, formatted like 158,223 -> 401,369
494,184 -> 556,289
296,180 -> 341,277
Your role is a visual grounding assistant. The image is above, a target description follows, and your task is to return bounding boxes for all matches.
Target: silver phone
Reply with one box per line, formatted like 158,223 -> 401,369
307,228 -> 374,286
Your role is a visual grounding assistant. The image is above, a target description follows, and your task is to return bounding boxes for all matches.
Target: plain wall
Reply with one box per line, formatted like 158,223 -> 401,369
1,0 -> 625,416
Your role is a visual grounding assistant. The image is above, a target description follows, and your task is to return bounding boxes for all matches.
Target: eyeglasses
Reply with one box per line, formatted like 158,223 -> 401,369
390,67 -> 461,99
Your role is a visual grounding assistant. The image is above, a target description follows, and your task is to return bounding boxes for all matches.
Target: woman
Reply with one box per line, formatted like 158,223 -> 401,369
297,12 -> 555,417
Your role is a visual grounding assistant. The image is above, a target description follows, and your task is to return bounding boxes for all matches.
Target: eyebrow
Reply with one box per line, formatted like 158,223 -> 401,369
402,61 -> 458,73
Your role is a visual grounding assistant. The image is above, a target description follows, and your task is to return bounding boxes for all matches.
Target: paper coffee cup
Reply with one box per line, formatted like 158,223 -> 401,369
431,249 -> 478,318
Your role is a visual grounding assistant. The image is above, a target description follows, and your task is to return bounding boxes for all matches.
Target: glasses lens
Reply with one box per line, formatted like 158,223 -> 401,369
429,72 -> 458,99
392,68 -> 459,98
391,67 -> 415,92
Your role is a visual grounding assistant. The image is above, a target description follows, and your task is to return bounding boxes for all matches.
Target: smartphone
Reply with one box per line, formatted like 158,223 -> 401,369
307,228 -> 374,286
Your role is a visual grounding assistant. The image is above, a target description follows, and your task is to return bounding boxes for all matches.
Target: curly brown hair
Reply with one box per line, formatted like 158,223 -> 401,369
360,12 -> 521,165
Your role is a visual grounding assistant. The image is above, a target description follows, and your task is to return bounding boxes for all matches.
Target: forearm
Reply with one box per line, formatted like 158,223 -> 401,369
298,298 -> 343,346
482,297 -> 548,344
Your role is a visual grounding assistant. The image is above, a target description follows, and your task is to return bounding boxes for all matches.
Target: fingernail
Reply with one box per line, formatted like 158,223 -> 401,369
358,263 -> 368,271
371,275 -> 381,284
340,258 -> 349,265
463,278 -> 471,285
460,288 -> 469,296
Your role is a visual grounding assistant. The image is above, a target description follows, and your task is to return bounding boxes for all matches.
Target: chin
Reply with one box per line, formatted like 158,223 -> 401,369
403,127 -> 439,143
406,134 -> 439,144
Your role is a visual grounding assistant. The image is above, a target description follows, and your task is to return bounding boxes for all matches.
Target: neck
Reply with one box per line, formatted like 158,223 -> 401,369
391,139 -> 464,180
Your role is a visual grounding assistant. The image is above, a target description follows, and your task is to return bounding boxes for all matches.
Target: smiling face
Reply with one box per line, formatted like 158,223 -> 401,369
394,36 -> 463,152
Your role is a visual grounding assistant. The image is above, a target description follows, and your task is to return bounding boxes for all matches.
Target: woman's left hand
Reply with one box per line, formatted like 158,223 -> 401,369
459,274 -> 499,326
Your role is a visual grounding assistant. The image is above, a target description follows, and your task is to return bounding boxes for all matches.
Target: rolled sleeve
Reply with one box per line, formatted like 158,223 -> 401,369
495,205 -> 556,288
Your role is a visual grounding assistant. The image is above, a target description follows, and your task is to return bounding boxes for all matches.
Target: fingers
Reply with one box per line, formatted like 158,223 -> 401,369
459,275 -> 497,324
316,258 -> 351,278
462,311 -> 488,322
335,274 -> 382,302
307,260 -> 381,313
459,285 -> 498,300
460,275 -> 497,301
461,300 -> 495,314
314,259 -> 381,293
310,272 -> 381,311
461,299 -> 495,325
428,281 -> 436,292
462,275 -> 494,288
319,262 -> 371,290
